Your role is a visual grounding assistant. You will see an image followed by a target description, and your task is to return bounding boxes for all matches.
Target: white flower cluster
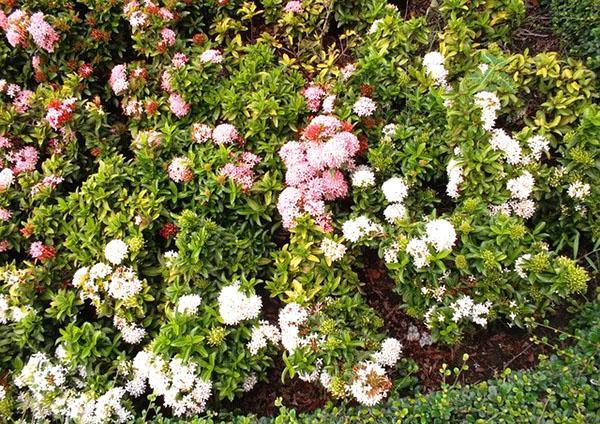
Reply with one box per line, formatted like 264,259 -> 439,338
489,129 -> 522,165
114,316 -> 146,344
278,303 -> 308,353
450,296 -> 492,326
474,91 -> 501,131
351,165 -> 376,188
127,351 -> 212,417
446,158 -> 464,199
383,241 -> 400,264
176,294 -> 202,315
422,52 -> 448,88
66,387 -> 131,424
406,219 -> 457,269
73,262 -> 142,303
381,177 -> 409,224
218,282 -> 262,325
350,361 -> 391,406
104,239 -> 129,265
507,171 -> 535,200
382,177 -> 408,203
514,253 -> 532,278
0,168 -> 15,190
0,293 -> 29,324
567,180 -> 591,200
373,338 -> 403,368
525,135 -> 550,162
342,216 -> 383,242
247,321 -> 281,355
320,238 -> 347,262
242,373 -> 258,392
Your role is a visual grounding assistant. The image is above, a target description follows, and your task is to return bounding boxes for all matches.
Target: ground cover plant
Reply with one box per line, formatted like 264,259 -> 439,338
0,0 -> 597,422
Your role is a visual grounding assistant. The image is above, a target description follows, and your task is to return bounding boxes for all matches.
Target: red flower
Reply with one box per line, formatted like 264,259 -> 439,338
78,63 -> 94,78
159,223 -> 178,239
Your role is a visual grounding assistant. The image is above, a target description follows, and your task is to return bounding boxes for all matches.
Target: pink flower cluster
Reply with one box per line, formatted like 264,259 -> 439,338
212,123 -> 241,145
302,85 -> 326,112
161,28 -> 176,46
109,65 -> 129,95
199,49 -> 223,65
277,115 -> 359,231
168,157 -> 193,183
123,0 -> 174,30
284,1 -> 304,14
31,175 -> 63,196
1,10 -> 28,48
7,146 -> 38,174
220,152 -> 261,190
168,93 -> 190,118
0,10 -> 59,52
191,123 -> 212,143
28,12 -> 60,53
29,241 -> 56,261
0,208 -> 11,221
1,82 -> 33,113
45,98 -> 76,130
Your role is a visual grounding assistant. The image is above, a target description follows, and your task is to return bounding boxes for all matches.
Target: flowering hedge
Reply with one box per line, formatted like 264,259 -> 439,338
0,0 -> 597,422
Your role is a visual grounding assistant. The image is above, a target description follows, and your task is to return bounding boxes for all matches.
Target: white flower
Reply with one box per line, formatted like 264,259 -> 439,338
406,238 -> 429,268
107,267 -> 142,300
353,97 -> 377,117
510,199 -> 536,219
507,171 -> 535,200
567,181 -> 591,200
382,177 -> 408,203
278,303 -> 308,353
104,239 -> 128,265
0,168 -> 14,190
446,159 -> 464,198
320,238 -> 347,262
450,296 -> 492,326
351,165 -> 375,188
89,263 -> 112,280
72,267 -> 89,288
218,282 -> 262,325
0,385 -> 5,400
490,129 -> 522,165
242,373 -> 257,392
247,321 -> 281,355
121,323 -> 146,344
422,52 -> 448,87
176,294 -> 202,315
383,203 -> 406,224
526,135 -> 550,161
514,254 -> 531,278
382,124 -> 397,138
350,361 -> 390,406
425,219 -> 456,252
474,91 -> 501,131
0,294 -> 10,324
342,216 -> 382,243
383,241 -> 400,264
373,338 -> 403,367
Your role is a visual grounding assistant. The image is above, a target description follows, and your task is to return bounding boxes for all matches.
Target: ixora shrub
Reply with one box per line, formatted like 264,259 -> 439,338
0,0 -> 597,421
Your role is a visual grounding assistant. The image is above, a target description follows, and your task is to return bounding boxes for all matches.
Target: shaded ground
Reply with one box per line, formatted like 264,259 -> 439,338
511,0 -> 561,54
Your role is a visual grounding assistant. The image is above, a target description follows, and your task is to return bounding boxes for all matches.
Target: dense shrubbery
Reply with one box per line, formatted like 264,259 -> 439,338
0,0 -> 597,422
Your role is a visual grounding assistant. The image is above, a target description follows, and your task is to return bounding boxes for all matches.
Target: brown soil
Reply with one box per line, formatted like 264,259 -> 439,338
511,0 -> 562,54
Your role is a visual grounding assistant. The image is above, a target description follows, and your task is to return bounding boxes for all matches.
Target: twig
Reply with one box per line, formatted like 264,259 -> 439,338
503,342 -> 533,369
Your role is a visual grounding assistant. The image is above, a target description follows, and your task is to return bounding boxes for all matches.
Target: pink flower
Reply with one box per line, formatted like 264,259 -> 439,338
8,146 -> 38,174
353,96 -> 377,117
31,175 -> 63,196
322,95 -> 336,113
0,208 -> 11,221
4,10 -> 28,48
13,90 -> 33,113
199,49 -> 223,64
168,156 -> 192,183
0,240 -> 8,253
219,152 -> 261,190
168,93 -> 190,118
172,52 -> 188,68
284,1 -> 303,13
45,98 -> 76,130
122,99 -> 143,117
160,28 -> 176,46
160,70 -> 173,93
191,123 -> 212,143
341,63 -> 356,80
28,12 -> 60,53
109,65 -> 129,95
29,241 -> 56,261
212,124 -> 240,145
302,85 -> 326,112
0,136 -> 11,149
